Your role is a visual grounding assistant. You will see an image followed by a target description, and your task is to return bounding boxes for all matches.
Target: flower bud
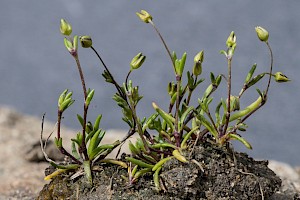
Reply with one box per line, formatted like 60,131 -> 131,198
60,19 -> 72,36
80,36 -> 92,48
227,95 -> 240,112
130,52 -> 146,70
192,51 -> 204,76
226,31 -> 236,48
274,72 -> 290,82
194,50 -> 204,63
255,26 -> 269,42
64,35 -> 78,57
136,10 -> 152,23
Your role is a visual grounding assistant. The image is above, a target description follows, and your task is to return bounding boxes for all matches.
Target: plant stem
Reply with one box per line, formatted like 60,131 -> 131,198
265,42 -> 273,95
129,99 -> 150,152
57,110 -> 82,165
90,46 -> 126,99
74,56 -> 87,98
74,56 -> 89,161
174,76 -> 181,147
149,20 -> 175,70
222,58 -> 232,136
230,42 -> 273,132
125,71 -> 132,91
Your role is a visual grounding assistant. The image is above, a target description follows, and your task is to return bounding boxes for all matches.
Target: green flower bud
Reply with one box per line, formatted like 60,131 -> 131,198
194,50 -> 204,63
227,95 -> 240,112
255,26 -> 269,42
130,52 -> 146,70
226,31 -> 236,48
60,19 -> 72,36
64,35 -> 78,57
80,36 -> 92,48
136,10 -> 152,23
192,51 -> 204,76
274,72 -> 290,82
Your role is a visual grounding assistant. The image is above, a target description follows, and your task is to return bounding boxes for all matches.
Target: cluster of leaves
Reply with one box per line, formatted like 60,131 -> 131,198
43,10 -> 290,191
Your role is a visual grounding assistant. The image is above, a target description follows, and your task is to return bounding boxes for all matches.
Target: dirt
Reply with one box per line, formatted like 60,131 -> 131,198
37,140 -> 282,200
0,106 -> 298,199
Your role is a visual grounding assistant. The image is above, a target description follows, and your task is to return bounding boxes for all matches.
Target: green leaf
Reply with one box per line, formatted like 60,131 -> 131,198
93,114 -> 102,131
54,137 -> 62,148
85,89 -> 95,106
181,126 -> 199,149
210,72 -> 216,83
87,129 -> 104,156
245,63 -> 257,83
228,133 -> 252,149
220,50 -> 227,57
142,113 -> 158,132
197,115 -> 218,139
179,106 -> 194,131
129,140 -> 140,155
125,157 -> 154,169
71,141 -> 80,160
215,102 -> 222,126
152,156 -> 174,171
152,102 -> 175,132
89,144 -> 115,160
77,114 -> 84,128
247,73 -> 266,88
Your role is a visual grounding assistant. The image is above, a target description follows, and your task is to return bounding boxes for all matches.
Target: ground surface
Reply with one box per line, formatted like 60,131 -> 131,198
0,106 -> 299,199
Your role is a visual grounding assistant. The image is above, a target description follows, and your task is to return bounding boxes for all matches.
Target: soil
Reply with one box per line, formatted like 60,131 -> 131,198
37,140 -> 282,200
0,106 -> 298,199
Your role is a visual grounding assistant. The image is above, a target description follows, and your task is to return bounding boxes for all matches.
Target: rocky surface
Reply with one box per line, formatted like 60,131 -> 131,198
0,106 -> 299,199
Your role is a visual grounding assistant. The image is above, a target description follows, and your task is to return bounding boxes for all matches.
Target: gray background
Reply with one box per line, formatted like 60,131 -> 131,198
0,1 -> 299,165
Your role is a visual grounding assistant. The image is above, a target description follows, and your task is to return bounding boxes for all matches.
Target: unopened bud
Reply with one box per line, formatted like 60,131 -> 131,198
130,52 -> 146,70
80,36 -> 92,48
193,51 -> 204,76
226,31 -> 236,48
255,26 -> 269,42
136,10 -> 152,23
60,19 -> 72,36
274,72 -> 290,82
64,35 -> 78,57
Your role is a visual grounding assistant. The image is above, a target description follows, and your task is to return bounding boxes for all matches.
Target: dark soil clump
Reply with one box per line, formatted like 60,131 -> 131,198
37,141 -> 281,200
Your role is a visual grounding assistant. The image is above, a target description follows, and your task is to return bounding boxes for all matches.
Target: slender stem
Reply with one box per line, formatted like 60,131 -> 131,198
265,42 -> 273,95
74,56 -> 87,98
57,110 -> 62,139
231,42 -> 273,132
186,76 -> 197,106
174,76 -> 182,147
129,99 -> 150,152
125,71 -> 132,91
57,110 -> 82,165
149,20 -> 175,69
74,55 -> 89,160
206,111 -> 219,135
222,58 -> 232,136
90,46 -> 125,98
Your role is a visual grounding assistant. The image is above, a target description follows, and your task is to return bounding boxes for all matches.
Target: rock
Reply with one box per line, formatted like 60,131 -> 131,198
0,106 -> 129,199
268,160 -> 300,199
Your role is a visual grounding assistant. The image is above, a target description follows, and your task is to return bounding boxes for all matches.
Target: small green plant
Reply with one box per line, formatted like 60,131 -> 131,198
43,11 -> 289,191
43,19 -> 127,186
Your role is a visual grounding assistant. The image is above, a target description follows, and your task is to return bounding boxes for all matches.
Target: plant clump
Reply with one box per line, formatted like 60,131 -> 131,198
38,10 -> 289,199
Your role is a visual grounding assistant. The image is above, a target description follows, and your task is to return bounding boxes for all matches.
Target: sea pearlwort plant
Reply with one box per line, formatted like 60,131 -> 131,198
42,11 -> 290,190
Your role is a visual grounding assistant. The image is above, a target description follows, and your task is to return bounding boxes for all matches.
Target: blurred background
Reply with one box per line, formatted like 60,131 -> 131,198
0,1 -> 299,165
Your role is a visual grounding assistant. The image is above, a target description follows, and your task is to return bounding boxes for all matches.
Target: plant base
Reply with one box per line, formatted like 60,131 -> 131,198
37,141 -> 281,200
